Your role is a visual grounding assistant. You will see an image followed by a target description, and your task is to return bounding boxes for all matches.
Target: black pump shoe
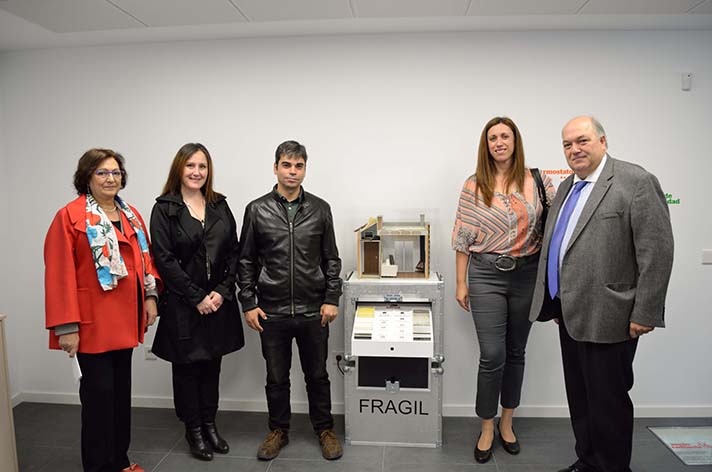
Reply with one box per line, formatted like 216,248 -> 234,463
186,426 -> 213,461
497,420 -> 520,455
474,432 -> 493,463
202,422 -> 229,454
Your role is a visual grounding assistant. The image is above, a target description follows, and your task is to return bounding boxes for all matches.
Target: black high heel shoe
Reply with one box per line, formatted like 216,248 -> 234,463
202,422 -> 229,454
474,432 -> 493,463
185,426 -> 213,461
497,420 -> 520,455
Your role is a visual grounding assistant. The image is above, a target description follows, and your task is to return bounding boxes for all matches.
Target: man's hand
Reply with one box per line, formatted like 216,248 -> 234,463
320,304 -> 338,327
245,307 -> 267,332
455,282 -> 470,311
59,333 -> 79,357
196,295 -> 218,315
145,297 -> 158,327
629,322 -> 654,338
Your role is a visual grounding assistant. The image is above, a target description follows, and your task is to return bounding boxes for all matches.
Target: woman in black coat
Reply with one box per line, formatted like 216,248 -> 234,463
150,143 -> 244,461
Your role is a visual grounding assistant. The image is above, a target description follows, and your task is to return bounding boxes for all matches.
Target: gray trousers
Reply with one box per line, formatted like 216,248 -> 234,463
468,254 -> 538,419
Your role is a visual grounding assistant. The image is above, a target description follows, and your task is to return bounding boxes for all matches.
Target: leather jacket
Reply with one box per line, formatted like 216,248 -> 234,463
237,187 -> 342,315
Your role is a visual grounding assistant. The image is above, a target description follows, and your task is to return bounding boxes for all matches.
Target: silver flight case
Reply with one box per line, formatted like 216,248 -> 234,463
341,272 -> 444,447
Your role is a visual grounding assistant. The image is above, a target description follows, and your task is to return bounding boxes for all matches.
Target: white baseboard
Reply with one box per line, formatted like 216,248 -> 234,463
442,404 -> 712,417
15,392 -> 712,418
128,396 -> 321,413
20,392 -> 81,405
632,405 -> 712,417
10,391 -> 24,408
444,404 -> 571,417
18,391 -> 341,414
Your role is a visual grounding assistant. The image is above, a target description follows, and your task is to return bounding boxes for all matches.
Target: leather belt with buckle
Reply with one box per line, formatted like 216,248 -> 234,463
472,253 -> 531,272
494,254 -> 518,272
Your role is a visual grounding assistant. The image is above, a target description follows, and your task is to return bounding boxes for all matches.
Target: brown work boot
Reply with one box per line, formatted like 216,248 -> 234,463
257,429 -> 289,460
318,429 -> 343,460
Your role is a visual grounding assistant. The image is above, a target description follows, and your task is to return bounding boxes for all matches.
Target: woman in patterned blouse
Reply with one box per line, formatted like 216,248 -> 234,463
453,117 -> 555,463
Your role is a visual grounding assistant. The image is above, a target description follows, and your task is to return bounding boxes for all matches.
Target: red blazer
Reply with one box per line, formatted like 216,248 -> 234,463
44,195 -> 162,354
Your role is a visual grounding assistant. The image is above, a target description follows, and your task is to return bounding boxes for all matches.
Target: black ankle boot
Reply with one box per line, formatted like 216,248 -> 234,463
185,426 -> 213,461
202,422 -> 229,454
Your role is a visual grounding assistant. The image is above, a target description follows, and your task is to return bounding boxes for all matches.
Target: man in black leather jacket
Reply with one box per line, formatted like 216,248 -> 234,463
237,140 -> 343,461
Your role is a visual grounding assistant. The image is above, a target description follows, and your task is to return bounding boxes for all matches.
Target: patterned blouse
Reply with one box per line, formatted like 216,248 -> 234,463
452,170 -> 555,257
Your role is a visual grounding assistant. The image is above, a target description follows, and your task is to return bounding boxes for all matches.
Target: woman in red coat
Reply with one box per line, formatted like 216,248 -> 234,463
44,148 -> 161,472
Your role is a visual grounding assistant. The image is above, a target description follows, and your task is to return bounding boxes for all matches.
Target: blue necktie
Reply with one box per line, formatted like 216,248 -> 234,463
547,181 -> 589,299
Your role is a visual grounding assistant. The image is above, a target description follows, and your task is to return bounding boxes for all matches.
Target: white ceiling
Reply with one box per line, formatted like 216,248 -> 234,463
0,0 -> 711,51
467,0 -> 587,16
352,0 -> 470,18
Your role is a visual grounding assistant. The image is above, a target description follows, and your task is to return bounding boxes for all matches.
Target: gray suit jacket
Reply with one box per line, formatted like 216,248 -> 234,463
528,156 -> 674,343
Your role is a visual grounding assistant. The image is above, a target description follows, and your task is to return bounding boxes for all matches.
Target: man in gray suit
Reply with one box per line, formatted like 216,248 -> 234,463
529,116 -> 673,472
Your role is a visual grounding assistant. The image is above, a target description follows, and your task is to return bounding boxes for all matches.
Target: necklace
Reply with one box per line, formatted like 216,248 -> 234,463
102,205 -> 122,232
184,198 -> 205,226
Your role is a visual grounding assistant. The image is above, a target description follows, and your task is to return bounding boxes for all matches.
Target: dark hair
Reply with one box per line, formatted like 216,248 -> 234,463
275,140 -> 308,165
475,116 -> 526,207
160,143 -> 221,204
73,148 -> 127,195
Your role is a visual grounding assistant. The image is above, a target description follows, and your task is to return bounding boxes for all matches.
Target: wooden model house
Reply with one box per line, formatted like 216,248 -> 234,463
355,215 -> 430,278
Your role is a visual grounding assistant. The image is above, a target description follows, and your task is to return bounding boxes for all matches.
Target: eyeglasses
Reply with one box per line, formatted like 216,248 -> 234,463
94,169 -> 124,179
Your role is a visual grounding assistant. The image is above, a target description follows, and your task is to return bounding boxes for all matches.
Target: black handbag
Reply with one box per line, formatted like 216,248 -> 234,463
531,168 -> 548,230
530,168 -> 560,322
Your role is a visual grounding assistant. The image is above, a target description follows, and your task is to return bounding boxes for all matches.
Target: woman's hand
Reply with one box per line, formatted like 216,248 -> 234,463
58,333 -> 79,357
208,291 -> 224,311
196,295 -> 218,315
454,251 -> 471,312
456,282 -> 470,311
145,297 -> 158,327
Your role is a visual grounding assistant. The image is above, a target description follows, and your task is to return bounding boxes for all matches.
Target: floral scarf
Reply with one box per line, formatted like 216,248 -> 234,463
85,193 -> 157,293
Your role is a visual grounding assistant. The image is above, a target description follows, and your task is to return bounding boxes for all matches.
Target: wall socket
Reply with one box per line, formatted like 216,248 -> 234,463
682,72 -> 693,91
145,347 -> 157,360
703,249 -> 712,265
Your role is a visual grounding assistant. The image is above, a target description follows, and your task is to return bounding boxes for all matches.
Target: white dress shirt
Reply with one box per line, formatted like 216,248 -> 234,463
556,154 -> 608,269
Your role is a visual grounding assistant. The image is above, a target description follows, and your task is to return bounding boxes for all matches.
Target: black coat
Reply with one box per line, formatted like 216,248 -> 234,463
150,193 -> 244,364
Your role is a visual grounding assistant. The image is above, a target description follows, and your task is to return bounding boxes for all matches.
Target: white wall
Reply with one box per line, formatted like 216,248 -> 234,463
1,29 -> 710,416
0,83 -> 16,400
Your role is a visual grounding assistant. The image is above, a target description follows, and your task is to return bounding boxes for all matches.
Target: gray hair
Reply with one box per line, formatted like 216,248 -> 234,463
590,116 -> 607,139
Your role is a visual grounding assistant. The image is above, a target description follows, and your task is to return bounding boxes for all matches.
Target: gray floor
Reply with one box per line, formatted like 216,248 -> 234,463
13,402 -> 712,471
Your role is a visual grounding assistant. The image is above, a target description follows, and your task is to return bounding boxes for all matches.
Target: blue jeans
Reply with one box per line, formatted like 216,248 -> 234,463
259,314 -> 333,432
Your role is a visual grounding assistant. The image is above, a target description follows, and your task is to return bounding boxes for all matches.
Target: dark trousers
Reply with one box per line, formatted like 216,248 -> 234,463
259,315 -> 333,433
171,358 -> 222,428
468,255 -> 537,419
559,319 -> 638,472
77,348 -> 133,472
